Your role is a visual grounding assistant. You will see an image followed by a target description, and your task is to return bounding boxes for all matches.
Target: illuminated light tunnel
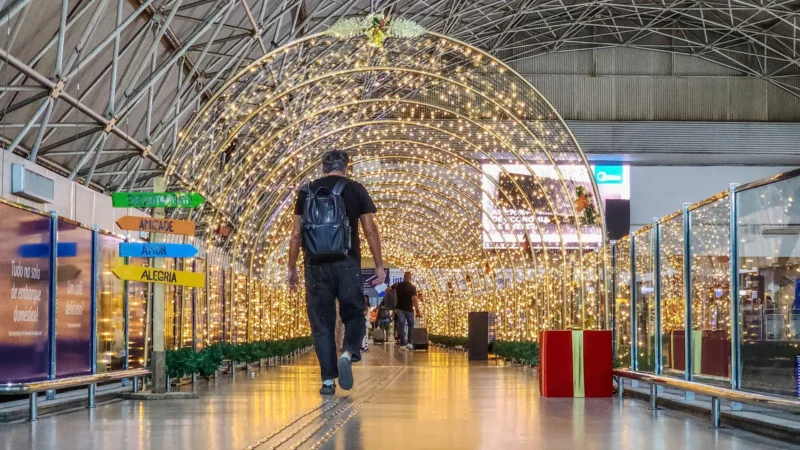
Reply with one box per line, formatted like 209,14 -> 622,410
166,22 -> 608,342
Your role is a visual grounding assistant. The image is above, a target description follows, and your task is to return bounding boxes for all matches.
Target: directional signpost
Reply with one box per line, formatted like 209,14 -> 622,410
116,216 -> 196,236
119,242 -> 198,258
112,188 -> 205,393
111,192 -> 205,209
112,265 -> 205,288
111,189 -> 209,393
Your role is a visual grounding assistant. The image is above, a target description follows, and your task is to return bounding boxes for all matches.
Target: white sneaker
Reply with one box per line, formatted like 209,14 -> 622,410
399,346 -> 407,351
406,344 -> 414,351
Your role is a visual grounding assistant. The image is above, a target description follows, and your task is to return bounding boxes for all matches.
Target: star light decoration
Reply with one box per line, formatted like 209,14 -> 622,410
166,27 -> 606,342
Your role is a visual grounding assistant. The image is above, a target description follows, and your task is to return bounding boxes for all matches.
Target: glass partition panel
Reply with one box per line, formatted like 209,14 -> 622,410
163,258 -> 179,350
194,259 -> 207,350
224,269 -> 232,342
232,273 -> 248,343
634,228 -> 656,372
737,174 -> 800,397
179,260 -> 194,348
207,264 -> 224,344
603,244 -> 613,330
96,234 -> 125,372
127,257 -> 150,369
690,196 -> 731,381
614,238 -> 631,368
659,214 -> 685,378
582,250 -> 600,330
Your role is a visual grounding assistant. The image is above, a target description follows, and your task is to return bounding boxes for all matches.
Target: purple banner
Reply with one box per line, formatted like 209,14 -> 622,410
56,221 -> 93,377
0,204 -> 51,383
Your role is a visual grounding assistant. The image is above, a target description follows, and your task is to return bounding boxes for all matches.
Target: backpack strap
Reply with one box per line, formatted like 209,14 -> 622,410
332,178 -> 349,195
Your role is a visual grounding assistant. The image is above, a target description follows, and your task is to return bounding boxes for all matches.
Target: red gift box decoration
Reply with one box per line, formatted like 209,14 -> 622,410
539,330 -> 613,398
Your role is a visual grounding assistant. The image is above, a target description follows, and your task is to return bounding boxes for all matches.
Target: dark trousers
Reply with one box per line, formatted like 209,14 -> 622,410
397,310 -> 415,346
305,258 -> 366,381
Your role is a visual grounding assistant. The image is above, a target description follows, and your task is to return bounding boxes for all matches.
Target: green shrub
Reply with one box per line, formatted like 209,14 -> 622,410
493,340 -> 540,366
165,347 -> 197,379
163,336 -> 313,379
430,335 -> 469,348
195,344 -> 224,377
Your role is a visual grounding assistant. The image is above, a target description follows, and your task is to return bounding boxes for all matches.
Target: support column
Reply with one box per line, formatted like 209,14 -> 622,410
683,204 -> 694,394
729,184 -> 741,390
151,177 -> 167,393
653,219 -> 662,376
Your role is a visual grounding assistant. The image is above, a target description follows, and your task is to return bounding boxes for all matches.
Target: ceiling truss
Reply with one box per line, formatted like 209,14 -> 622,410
1,0 -> 800,191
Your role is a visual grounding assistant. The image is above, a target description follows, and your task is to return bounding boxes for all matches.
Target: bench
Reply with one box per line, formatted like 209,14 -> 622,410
613,370 -> 800,428
0,368 -> 150,421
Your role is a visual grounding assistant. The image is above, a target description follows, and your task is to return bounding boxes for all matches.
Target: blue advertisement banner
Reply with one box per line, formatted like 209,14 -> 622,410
56,221 -> 93,377
593,165 -> 624,185
0,204 -> 51,383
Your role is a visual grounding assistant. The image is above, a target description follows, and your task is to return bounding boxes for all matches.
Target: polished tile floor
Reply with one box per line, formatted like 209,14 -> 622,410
0,345 -> 791,450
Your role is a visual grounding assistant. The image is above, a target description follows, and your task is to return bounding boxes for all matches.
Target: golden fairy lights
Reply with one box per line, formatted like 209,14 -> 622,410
165,31 -> 606,341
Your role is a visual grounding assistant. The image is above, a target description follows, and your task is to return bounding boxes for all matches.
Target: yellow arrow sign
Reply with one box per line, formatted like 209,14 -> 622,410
112,265 -> 205,288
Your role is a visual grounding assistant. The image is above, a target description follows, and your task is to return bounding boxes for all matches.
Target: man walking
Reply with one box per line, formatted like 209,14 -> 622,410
288,150 -> 385,395
388,272 -> 420,351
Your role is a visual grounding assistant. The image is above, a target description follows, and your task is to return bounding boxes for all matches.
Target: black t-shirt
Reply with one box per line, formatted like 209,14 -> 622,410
392,281 -> 417,312
294,175 -> 377,265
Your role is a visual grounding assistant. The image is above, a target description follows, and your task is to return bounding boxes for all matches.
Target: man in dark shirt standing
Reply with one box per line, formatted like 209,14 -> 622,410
288,150 -> 385,395
388,272 -> 420,351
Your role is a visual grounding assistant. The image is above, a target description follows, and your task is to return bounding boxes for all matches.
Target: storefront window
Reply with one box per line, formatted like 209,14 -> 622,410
96,233 -> 126,372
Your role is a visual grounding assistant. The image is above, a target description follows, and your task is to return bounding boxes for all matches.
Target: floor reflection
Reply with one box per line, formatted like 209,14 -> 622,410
0,346 -> 790,450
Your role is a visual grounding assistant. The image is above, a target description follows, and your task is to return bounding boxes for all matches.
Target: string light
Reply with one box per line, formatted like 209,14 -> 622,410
163,32 -> 604,341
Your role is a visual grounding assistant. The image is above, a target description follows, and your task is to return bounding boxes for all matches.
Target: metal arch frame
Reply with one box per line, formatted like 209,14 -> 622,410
244,168 -> 531,279
211,139 -> 553,322
256,199 -> 538,338
166,35 -> 599,328
196,117 -> 570,256
235,151 -> 548,310
223,138 -> 554,269
248,168 -> 556,333
253,173 -> 528,272
252,154 -> 538,254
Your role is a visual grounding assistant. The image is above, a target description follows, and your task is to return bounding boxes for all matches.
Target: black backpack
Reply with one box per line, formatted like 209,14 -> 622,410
301,178 -> 351,258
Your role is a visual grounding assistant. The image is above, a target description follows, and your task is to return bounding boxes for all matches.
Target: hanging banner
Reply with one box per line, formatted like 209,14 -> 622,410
0,206 -> 51,383
115,216 -> 196,236
56,221 -> 93,377
111,192 -> 205,209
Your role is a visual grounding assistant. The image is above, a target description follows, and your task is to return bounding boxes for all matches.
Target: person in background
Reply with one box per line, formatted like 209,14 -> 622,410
387,272 -> 420,351
361,296 -> 370,352
369,298 -> 379,330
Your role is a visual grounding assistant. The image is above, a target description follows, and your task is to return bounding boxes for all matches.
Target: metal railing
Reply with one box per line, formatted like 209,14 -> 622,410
614,370 -> 800,428
0,368 -> 149,421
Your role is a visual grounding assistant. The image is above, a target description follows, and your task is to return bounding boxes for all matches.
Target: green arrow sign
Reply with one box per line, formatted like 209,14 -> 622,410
112,192 -> 205,209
